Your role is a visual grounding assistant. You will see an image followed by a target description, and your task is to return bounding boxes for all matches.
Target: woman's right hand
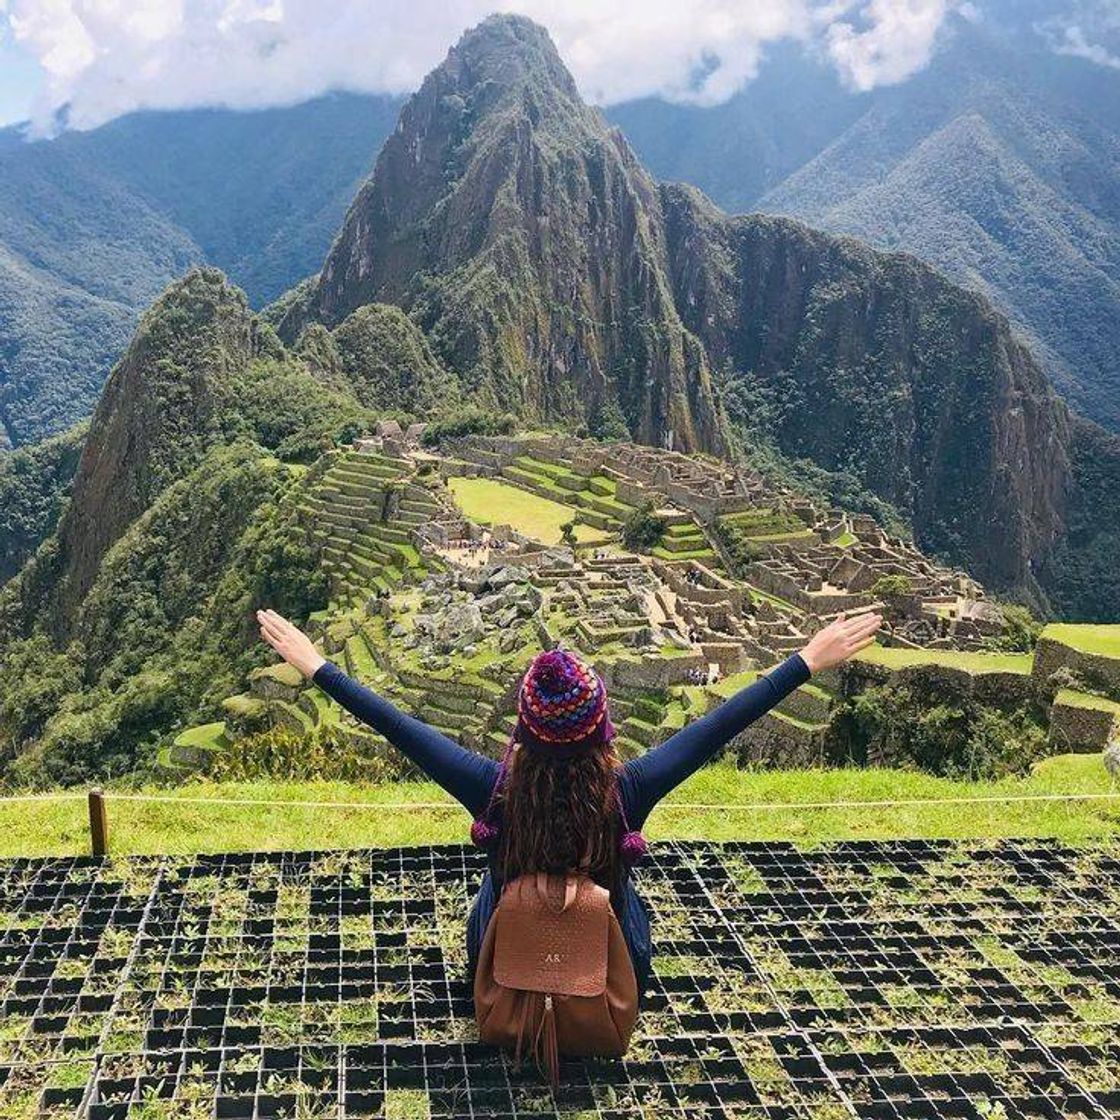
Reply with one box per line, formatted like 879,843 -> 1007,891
257,609 -> 326,679
799,611 -> 882,674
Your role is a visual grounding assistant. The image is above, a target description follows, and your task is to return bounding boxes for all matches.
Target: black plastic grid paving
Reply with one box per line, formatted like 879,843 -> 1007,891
0,840 -> 1117,1118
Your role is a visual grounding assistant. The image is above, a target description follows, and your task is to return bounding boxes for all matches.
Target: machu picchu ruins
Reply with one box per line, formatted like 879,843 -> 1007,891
166,433 -> 1120,779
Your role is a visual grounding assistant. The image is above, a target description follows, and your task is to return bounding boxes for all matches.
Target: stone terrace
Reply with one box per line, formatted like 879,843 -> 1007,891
170,433 -> 1072,780
445,434 -> 995,653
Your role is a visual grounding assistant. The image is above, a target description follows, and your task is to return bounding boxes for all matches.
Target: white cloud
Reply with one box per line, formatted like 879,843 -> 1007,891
826,0 -> 957,91
1048,23 -> 1120,69
1033,1 -> 1120,70
3,0 -> 966,135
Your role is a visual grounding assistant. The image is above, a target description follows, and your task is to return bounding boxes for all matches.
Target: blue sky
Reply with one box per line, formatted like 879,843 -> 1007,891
0,29 -> 42,126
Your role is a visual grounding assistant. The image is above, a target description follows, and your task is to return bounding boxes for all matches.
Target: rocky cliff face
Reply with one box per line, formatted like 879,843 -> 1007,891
49,268 -> 257,634
284,15 -> 724,454
660,184 -> 1073,596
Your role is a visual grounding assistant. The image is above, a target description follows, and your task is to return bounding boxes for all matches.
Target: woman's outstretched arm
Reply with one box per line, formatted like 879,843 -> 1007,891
256,609 -> 499,818
620,611 -> 882,827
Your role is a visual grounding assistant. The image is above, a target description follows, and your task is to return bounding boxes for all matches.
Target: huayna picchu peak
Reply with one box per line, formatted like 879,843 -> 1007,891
278,13 -> 727,458
270,13 -> 1118,618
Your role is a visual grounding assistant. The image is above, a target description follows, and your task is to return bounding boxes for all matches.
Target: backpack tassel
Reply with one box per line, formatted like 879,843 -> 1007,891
513,990 -> 534,1069
534,993 -> 560,1086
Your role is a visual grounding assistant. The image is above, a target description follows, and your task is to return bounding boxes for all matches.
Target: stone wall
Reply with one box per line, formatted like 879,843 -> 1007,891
603,652 -> 707,691
841,660 -> 1036,709
701,642 -> 751,675
1048,696 -> 1120,754
653,558 -> 747,612
731,711 -> 826,767
1032,637 -> 1120,701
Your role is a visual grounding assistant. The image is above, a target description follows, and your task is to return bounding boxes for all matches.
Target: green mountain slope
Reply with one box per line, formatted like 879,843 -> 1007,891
606,43 -> 867,215
0,422 -> 85,582
284,16 -> 724,454
660,190 -> 1074,599
0,267 -> 376,783
612,10 -> 1120,433
0,93 -> 400,448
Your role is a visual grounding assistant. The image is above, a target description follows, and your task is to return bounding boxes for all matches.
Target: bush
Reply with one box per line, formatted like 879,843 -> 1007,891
986,603 -> 1042,653
622,501 -> 667,552
963,707 -> 1049,779
421,407 -> 517,445
840,683 -> 1048,780
870,574 -> 913,599
588,398 -> 630,442
208,726 -> 406,782
223,358 -> 375,463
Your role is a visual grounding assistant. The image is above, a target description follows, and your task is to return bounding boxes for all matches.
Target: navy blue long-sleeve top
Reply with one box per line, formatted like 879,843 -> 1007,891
312,653 -> 810,996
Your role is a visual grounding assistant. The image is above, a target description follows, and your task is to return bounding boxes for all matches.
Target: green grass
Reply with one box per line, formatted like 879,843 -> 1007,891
744,529 -> 817,544
250,661 -> 305,687
651,545 -> 717,563
855,645 -> 1033,674
1054,689 -> 1120,714
769,709 -> 828,732
447,476 -> 600,545
1041,624 -> 1120,658
2,756 -> 1116,858
512,455 -> 581,483
718,508 -> 806,538
172,722 -> 228,750
709,670 -> 759,698
834,531 -> 857,548
385,1089 -> 431,1120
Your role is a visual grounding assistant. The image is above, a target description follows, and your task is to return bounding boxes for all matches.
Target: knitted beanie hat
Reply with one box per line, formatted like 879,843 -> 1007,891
471,649 -> 646,862
516,649 -> 613,753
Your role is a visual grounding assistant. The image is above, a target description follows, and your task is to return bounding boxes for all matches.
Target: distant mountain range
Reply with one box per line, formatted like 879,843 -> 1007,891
612,4 -> 1120,432
0,93 -> 401,449
1,4 -> 1116,452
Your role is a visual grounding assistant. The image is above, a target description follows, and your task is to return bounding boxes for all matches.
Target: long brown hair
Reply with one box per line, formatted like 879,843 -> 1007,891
496,741 -> 621,891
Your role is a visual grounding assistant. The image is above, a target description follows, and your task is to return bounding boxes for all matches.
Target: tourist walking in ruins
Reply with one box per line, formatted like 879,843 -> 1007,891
257,608 -> 881,1070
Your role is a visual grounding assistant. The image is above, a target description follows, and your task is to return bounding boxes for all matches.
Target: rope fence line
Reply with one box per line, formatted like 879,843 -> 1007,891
2,786 -> 1117,856
1,790 -> 1119,811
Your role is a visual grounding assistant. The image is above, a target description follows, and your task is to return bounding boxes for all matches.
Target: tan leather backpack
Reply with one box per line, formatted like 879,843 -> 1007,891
474,871 -> 638,1082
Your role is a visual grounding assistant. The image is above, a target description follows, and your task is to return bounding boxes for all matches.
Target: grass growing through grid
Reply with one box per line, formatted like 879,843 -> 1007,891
1,840 -> 1117,1118
1,755 -> 1116,858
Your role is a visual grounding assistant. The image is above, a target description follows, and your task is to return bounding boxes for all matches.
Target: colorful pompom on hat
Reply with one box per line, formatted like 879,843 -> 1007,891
516,648 -> 613,753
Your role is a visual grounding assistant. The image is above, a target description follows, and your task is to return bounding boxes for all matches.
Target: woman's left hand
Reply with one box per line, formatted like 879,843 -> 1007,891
257,609 -> 326,679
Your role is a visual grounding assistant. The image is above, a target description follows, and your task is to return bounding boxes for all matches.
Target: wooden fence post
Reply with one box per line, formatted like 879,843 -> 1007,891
88,788 -> 109,857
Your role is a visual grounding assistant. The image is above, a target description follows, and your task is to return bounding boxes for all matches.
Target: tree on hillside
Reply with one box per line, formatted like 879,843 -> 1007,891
623,502 -> 667,553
